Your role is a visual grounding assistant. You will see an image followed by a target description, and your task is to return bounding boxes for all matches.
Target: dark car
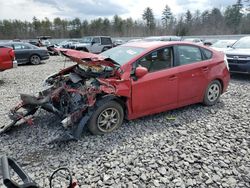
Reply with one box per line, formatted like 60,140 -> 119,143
225,36 -> 250,74
0,42 -> 49,65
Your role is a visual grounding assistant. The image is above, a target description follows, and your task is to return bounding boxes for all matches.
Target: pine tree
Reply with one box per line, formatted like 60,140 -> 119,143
142,7 -> 156,35
162,5 -> 173,28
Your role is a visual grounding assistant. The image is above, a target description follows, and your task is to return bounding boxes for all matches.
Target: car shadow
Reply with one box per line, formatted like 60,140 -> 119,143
17,61 -> 46,67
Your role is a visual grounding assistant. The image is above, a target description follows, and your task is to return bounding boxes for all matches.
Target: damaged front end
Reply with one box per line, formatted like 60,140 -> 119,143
2,50 -> 123,142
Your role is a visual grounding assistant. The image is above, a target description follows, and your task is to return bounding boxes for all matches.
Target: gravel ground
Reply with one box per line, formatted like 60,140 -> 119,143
0,56 -> 250,187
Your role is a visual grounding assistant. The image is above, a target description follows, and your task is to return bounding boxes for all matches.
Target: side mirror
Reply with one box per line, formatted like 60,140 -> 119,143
91,41 -> 95,45
135,66 -> 148,78
227,45 -> 232,48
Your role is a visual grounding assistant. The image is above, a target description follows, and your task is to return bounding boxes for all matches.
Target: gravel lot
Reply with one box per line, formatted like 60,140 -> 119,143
0,56 -> 250,187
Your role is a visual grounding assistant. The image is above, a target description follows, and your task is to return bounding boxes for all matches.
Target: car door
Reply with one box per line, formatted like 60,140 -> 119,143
89,37 -> 102,53
13,43 -> 31,63
174,45 -> 211,106
131,47 -> 178,116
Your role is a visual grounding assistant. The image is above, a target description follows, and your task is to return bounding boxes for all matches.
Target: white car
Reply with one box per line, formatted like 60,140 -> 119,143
71,36 -> 113,53
210,40 -> 237,52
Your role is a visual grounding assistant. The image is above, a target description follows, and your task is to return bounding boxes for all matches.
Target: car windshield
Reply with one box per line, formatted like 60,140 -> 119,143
212,40 -> 236,48
100,46 -> 146,65
79,37 -> 92,43
232,37 -> 250,49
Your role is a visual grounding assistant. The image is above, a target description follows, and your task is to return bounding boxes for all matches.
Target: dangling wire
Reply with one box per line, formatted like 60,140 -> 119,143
49,167 -> 73,188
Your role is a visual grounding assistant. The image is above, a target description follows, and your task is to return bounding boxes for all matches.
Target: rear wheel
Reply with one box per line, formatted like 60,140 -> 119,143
88,101 -> 124,135
30,55 -> 41,65
203,80 -> 222,106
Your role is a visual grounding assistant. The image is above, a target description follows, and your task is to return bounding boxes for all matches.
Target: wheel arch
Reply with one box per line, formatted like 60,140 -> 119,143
29,53 -> 41,60
213,78 -> 224,94
98,94 -> 128,118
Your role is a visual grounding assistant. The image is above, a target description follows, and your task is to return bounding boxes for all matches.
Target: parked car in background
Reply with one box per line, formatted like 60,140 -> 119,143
183,38 -> 203,45
203,39 -> 218,46
143,36 -> 181,42
225,36 -> 250,74
0,42 -> 49,65
46,39 -> 80,56
28,41 -> 39,46
70,36 -> 113,53
0,46 -> 17,71
57,39 -> 80,49
37,36 -> 51,47
113,39 -> 125,47
210,40 -> 237,52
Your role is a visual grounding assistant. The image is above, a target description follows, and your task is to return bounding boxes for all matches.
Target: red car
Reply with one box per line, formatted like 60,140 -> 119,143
0,46 -> 17,71
4,41 -> 230,140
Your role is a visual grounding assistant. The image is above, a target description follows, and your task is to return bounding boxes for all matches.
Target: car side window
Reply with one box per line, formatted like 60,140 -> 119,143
92,37 -> 100,44
22,44 -> 31,49
13,44 -> 31,50
13,44 -> 23,50
177,45 -> 202,65
137,47 -> 173,72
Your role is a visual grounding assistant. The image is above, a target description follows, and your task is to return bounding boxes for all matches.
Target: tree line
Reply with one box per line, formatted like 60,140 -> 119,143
0,0 -> 249,39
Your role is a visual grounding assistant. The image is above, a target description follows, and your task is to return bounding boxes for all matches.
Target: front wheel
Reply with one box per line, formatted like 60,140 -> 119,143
88,101 -> 124,135
203,80 -> 222,106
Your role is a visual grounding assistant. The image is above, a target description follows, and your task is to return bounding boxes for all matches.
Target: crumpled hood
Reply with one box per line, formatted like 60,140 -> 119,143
58,48 -> 104,60
225,48 -> 250,56
57,48 -> 122,78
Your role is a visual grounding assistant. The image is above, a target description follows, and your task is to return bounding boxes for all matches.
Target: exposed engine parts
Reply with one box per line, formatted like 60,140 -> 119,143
1,51 -> 122,142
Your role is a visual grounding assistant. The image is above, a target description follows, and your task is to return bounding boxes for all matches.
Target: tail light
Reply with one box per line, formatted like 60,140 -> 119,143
8,49 -> 15,61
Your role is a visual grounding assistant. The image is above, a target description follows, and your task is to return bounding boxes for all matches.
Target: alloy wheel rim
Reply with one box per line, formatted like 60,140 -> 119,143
31,56 -> 40,64
208,84 -> 220,102
97,108 -> 120,132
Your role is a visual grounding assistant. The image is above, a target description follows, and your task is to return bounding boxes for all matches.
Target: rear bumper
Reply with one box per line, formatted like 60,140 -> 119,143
0,60 -> 17,71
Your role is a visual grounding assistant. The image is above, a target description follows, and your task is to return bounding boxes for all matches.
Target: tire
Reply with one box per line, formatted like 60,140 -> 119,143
203,80 -> 222,106
88,100 -> 124,135
30,55 -> 41,65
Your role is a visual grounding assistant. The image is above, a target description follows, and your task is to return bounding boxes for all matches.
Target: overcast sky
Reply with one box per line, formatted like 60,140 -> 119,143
0,0 -> 242,21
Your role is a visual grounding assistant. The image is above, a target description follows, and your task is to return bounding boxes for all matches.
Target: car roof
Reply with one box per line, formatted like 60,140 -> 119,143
122,41 -> 203,50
